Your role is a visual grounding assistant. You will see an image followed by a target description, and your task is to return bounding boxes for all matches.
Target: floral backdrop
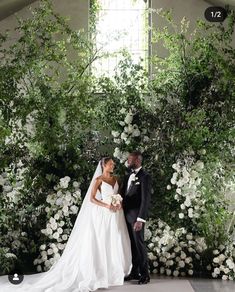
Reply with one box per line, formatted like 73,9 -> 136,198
0,0 -> 235,281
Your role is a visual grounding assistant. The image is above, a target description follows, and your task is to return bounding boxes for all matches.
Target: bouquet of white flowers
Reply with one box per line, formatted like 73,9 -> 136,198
110,194 -> 123,206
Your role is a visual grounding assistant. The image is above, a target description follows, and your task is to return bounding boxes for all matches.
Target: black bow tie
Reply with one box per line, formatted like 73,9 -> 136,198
131,169 -> 136,174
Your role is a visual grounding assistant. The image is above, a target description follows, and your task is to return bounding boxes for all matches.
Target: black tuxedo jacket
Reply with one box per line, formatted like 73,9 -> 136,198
120,168 -> 152,223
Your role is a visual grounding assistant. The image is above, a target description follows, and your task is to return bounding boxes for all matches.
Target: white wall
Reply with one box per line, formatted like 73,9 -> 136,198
151,0 -> 235,57
0,0 -> 88,36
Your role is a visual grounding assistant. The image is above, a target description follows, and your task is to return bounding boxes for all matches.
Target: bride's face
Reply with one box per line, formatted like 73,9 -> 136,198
103,159 -> 115,173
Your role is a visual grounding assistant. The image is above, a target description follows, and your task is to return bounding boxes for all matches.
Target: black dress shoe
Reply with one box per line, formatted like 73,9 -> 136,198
124,273 -> 140,281
138,275 -> 150,284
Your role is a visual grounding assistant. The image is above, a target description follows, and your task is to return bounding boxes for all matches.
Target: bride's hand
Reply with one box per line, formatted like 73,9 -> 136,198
106,204 -> 117,212
116,203 -> 122,210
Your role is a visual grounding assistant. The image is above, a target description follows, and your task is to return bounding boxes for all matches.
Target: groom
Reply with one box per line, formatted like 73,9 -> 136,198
120,151 -> 152,285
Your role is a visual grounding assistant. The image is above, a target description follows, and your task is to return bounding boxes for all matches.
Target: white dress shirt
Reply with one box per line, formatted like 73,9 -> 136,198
127,166 -> 146,223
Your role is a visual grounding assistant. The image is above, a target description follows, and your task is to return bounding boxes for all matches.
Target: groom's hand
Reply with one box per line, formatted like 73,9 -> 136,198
133,221 -> 143,232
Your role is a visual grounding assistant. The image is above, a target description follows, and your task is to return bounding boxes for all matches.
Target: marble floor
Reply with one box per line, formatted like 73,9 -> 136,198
0,274 -> 235,292
111,275 -> 235,292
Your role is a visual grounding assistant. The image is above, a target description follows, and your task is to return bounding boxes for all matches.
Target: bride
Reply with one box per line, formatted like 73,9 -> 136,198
0,157 -> 132,292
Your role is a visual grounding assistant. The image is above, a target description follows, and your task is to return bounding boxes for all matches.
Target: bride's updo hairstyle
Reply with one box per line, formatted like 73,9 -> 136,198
100,156 -> 113,172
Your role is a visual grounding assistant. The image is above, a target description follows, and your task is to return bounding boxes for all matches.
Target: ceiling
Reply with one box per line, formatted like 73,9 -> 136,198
0,0 -> 234,22
0,0 -> 37,21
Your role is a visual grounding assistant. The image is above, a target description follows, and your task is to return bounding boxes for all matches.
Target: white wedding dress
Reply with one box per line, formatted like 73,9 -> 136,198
0,162 -> 132,292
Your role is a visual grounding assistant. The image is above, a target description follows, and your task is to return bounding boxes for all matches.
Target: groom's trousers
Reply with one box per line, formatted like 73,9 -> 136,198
126,220 -> 149,277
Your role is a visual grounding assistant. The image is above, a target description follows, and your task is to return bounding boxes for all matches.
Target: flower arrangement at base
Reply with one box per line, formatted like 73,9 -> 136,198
210,241 -> 235,280
34,176 -> 82,272
145,218 -> 207,277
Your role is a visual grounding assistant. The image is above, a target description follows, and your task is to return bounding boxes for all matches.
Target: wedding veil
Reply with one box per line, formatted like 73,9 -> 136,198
49,159 -> 103,269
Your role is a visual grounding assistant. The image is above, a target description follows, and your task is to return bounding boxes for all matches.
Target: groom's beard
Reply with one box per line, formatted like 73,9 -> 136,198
127,163 -> 137,170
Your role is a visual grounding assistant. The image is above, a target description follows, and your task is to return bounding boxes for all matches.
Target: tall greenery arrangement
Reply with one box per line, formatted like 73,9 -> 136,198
0,0 -> 102,274
98,8 -> 235,275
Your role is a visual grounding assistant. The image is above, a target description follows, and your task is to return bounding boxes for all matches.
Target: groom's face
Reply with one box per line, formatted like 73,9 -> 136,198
127,155 -> 139,169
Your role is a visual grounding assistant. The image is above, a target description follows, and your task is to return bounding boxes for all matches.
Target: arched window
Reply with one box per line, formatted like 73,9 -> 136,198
90,0 -> 151,77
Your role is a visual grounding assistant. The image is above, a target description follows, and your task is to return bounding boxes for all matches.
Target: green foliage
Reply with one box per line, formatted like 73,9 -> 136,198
99,8 -> 235,249
0,0 -> 101,273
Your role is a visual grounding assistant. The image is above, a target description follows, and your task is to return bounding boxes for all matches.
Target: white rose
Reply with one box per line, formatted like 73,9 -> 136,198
188,270 -> 193,275
124,113 -> 133,124
212,272 -> 217,278
166,269 -> 172,276
62,234 -> 68,241
143,136 -> 150,142
173,270 -> 179,277
178,260 -> 185,268
160,267 -> 165,274
51,223 -> 57,230
70,205 -> 78,214
120,108 -> 126,114
46,228 -> 53,235
45,260 -> 51,268
65,193 -> 72,202
119,121 -> 125,126
40,244 -> 46,251
53,232 -> 59,239
42,254 -> 47,261
176,188 -> 181,194
47,249 -> 53,255
179,213 -> 184,219
132,128 -> 141,137
180,204 -> 185,210
226,259 -> 235,269
174,246 -> 181,253
57,228 -> 63,234
219,254 -> 226,262
195,161 -> 204,170
188,208 -> 194,218
111,131 -> 120,138
33,259 -> 38,265
58,243 -> 64,250
113,147 -> 121,158
185,257 -> 192,264
184,198 -> 191,207
186,234 -> 193,240
120,132 -> 128,140
59,221 -> 65,227
62,206 -> 69,213
153,261 -> 158,267
53,214 -> 59,221
72,181 -> 79,188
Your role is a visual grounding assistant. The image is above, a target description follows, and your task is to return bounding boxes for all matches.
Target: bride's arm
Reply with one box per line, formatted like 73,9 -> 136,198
90,178 -> 112,209
115,176 -> 123,210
